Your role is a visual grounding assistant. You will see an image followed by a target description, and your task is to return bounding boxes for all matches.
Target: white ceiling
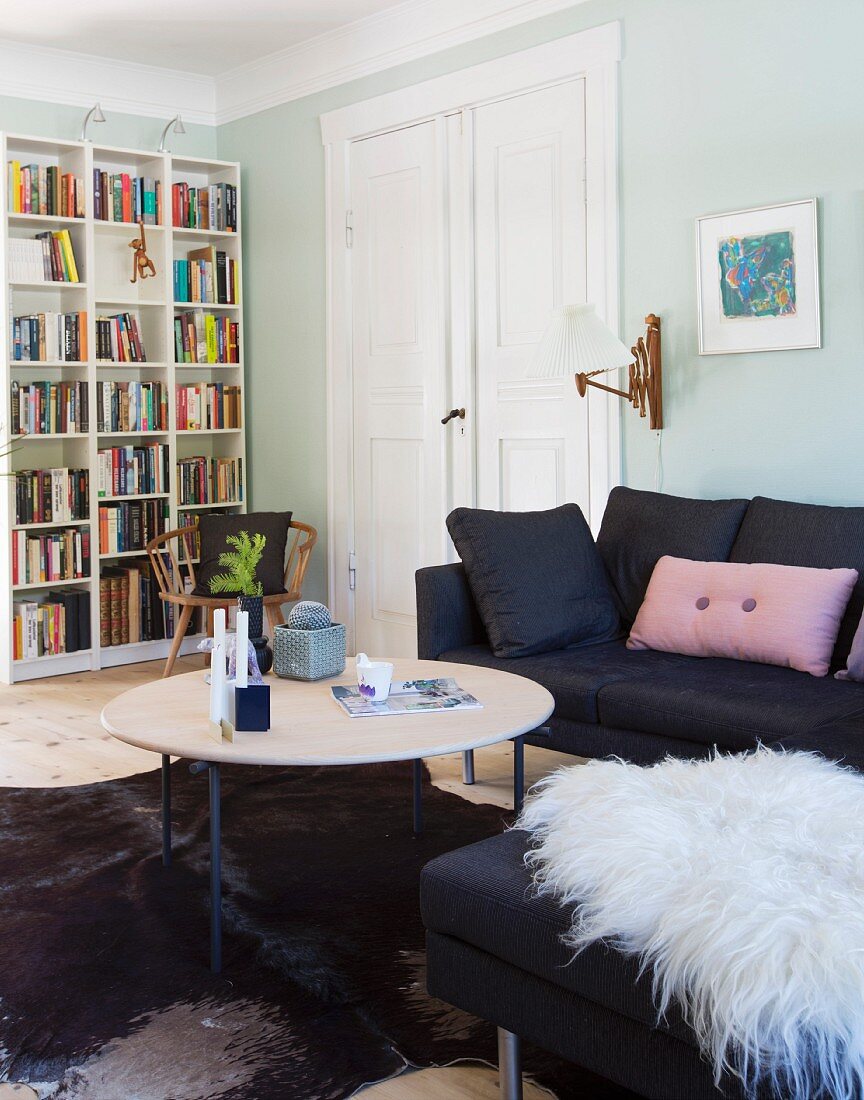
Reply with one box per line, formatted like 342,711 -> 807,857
0,0 -> 405,75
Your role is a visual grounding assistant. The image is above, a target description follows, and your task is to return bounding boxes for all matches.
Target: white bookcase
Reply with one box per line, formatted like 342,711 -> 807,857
0,133 -> 247,683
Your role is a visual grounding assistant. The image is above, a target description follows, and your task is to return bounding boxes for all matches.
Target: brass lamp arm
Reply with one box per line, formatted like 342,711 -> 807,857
574,313 -> 663,431
575,373 -> 632,402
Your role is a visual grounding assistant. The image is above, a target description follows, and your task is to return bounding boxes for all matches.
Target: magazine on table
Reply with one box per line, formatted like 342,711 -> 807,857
331,677 -> 482,718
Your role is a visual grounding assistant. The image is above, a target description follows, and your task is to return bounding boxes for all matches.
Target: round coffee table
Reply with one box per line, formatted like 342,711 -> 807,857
101,659 -> 554,972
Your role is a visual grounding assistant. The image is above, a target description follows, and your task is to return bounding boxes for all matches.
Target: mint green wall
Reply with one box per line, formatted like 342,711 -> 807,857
219,0 -> 864,604
0,96 -> 216,156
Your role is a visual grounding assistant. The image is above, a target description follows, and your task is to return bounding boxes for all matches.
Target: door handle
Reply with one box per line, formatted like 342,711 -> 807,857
441,408 -> 466,425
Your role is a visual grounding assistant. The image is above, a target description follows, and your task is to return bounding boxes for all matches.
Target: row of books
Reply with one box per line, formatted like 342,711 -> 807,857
173,248 -> 239,305
177,455 -> 243,506
13,590 -> 91,660
11,380 -> 88,435
8,231 -> 80,283
11,310 -> 88,362
95,313 -> 147,363
14,467 -> 89,525
12,527 -> 91,586
176,383 -> 242,431
100,563 -> 192,646
98,498 -> 168,556
93,172 -> 162,225
95,380 -> 168,433
171,182 -> 237,232
174,311 -> 240,364
97,444 -> 169,498
7,162 -> 85,218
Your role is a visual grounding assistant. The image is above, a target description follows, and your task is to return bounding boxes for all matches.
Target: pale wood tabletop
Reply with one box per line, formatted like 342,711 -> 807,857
101,659 -> 554,766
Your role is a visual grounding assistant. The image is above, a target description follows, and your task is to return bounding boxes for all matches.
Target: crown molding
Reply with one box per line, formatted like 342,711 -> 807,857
0,38 -> 217,126
215,0 -> 591,124
0,0 -> 593,129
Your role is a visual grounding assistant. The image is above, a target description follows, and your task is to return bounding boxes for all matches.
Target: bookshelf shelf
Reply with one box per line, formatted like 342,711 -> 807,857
177,427 -> 242,435
2,134 -> 246,681
13,577 -> 91,592
8,213 -> 82,228
94,221 -> 166,234
96,298 -> 165,308
15,432 -> 88,441
11,360 -> 91,368
10,280 -> 87,290
15,648 -> 92,665
99,492 -> 170,502
174,301 -> 240,311
98,549 -> 151,560
97,430 -> 170,438
96,367 -> 168,376
172,227 -> 237,241
13,519 -> 90,531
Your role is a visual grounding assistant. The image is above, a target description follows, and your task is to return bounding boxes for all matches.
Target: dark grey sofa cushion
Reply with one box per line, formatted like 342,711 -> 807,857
597,659 -> 864,751
776,715 -> 864,771
596,487 -> 749,624
446,504 -> 620,658
421,829 -> 696,1048
729,496 -> 864,667
439,640 -> 697,725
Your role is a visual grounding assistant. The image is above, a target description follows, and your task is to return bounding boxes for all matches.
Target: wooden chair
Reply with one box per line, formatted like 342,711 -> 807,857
146,519 -> 317,677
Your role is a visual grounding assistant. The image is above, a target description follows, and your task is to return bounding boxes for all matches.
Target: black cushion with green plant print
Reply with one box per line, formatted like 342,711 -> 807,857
193,511 -> 293,596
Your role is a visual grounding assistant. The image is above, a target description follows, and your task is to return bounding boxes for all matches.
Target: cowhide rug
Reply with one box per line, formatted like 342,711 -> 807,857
0,760 -> 635,1099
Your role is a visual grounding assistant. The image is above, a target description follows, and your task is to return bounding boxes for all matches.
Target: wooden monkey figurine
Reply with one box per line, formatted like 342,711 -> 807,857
129,222 -> 156,283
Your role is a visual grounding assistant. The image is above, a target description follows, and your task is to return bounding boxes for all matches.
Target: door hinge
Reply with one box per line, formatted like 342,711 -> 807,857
345,209 -> 354,249
348,551 -> 357,590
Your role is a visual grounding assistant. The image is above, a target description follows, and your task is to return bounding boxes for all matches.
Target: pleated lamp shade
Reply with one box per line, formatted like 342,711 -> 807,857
530,304 -> 633,379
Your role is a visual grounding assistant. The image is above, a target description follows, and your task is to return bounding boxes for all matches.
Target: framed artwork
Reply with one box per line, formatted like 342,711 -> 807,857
696,199 -> 820,355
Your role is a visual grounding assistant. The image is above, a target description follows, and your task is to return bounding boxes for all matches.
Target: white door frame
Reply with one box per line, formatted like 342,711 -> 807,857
321,21 -> 623,651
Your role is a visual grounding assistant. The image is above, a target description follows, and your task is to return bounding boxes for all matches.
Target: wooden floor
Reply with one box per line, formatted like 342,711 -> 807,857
0,656 -> 576,1099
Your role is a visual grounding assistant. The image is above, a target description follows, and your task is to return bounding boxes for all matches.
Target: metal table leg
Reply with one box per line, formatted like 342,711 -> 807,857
497,1028 -> 523,1100
190,760 -> 222,974
462,749 -> 475,785
412,758 -> 423,835
161,754 -> 172,867
512,736 -> 525,815
209,763 -> 222,974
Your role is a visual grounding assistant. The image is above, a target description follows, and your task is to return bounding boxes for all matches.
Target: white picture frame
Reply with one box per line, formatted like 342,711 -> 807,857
696,198 -> 820,355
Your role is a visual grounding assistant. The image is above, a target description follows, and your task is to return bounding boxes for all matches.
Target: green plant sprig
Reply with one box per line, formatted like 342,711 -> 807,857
209,530 -> 266,597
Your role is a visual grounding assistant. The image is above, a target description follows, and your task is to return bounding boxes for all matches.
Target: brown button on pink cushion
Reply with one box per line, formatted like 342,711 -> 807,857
627,557 -> 859,677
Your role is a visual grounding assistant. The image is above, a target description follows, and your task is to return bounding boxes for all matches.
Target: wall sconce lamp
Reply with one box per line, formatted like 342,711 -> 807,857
531,305 -> 663,431
80,102 -> 106,142
158,114 -> 186,153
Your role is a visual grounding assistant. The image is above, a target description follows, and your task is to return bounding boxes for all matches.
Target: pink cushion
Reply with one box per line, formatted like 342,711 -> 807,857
836,612 -> 864,682
627,557 -> 858,677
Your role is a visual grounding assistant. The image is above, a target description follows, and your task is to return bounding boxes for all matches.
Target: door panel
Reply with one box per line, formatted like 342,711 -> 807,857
474,81 -> 589,515
351,122 -> 446,657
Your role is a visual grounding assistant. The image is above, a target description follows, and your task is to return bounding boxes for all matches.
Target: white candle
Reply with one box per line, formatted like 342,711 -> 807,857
209,640 -> 223,722
209,609 -> 227,723
236,610 -> 249,688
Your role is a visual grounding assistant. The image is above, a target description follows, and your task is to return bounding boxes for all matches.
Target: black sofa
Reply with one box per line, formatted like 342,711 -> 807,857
417,489 -> 864,1099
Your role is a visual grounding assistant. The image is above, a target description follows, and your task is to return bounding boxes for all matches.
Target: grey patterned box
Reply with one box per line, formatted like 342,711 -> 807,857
273,622 -> 346,681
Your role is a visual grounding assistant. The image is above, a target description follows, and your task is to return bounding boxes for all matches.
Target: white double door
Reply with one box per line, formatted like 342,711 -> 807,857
350,80 -> 591,657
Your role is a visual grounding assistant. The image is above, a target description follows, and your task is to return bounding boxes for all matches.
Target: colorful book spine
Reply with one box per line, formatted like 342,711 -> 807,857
176,455 -> 243,505
7,161 -> 84,217
14,467 -> 89,524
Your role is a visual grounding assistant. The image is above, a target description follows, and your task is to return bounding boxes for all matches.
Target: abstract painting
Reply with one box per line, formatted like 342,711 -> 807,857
718,230 -> 796,318
696,200 -> 819,354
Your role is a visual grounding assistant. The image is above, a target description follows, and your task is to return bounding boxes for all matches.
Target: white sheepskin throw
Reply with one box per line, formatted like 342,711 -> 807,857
518,749 -> 864,1099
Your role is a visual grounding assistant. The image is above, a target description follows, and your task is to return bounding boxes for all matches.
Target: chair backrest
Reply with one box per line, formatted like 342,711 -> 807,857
146,519 -> 317,601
